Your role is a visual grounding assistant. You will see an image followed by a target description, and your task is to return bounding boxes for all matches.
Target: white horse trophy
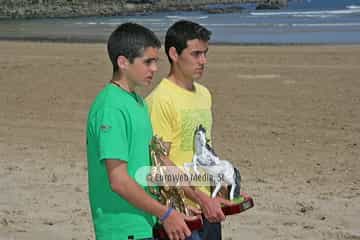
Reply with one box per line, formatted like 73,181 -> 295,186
184,124 -> 241,201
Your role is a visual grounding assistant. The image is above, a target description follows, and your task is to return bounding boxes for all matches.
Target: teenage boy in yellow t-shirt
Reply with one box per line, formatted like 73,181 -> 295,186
147,20 -> 232,240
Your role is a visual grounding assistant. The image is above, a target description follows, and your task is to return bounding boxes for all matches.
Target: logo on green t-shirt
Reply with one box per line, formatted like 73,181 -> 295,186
100,124 -> 112,132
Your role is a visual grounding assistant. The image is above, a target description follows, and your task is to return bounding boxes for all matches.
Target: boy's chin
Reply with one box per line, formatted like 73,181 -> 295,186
193,73 -> 203,80
138,80 -> 152,87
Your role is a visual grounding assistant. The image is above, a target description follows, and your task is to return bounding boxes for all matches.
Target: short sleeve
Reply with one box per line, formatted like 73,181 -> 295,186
95,107 -> 129,162
147,96 -> 176,143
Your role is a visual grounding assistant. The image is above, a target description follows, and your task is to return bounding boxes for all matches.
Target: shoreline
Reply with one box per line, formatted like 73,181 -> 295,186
2,38 -> 360,46
1,4 -> 359,46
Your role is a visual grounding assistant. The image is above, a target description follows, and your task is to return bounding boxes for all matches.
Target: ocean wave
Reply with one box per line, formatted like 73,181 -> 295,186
74,21 -> 98,25
166,15 -> 208,20
204,23 -> 284,27
250,8 -> 360,17
203,22 -> 360,28
346,5 -> 360,9
74,21 -> 360,28
126,18 -> 163,22
75,20 -> 165,26
292,22 -> 360,27
75,21 -> 120,26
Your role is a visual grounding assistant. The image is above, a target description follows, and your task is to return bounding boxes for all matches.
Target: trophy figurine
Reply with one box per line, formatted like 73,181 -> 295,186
149,136 -> 203,240
184,124 -> 254,215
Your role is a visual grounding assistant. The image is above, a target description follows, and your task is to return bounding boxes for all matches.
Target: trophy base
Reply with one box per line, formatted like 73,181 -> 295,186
221,192 -> 254,215
153,216 -> 203,240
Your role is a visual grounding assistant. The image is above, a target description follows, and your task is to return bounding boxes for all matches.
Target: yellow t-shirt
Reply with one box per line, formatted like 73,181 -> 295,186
146,78 -> 213,203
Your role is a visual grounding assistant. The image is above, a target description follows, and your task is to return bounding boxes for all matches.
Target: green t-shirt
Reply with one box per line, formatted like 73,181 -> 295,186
86,83 -> 155,240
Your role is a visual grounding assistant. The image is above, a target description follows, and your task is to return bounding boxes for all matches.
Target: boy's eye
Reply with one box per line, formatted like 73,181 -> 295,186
144,58 -> 158,65
191,52 -> 201,57
191,50 -> 207,58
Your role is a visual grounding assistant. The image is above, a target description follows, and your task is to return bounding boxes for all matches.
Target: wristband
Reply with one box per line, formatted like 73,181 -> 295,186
160,207 -> 174,222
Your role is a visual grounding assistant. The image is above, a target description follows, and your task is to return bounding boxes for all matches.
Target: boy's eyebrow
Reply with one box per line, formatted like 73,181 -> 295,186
143,57 -> 159,62
191,48 -> 208,53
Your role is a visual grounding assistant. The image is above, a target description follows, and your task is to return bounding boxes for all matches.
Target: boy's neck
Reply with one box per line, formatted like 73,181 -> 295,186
168,71 -> 195,92
111,76 -> 135,92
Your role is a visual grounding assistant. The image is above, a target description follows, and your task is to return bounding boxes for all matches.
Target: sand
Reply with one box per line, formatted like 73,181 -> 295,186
0,41 -> 359,240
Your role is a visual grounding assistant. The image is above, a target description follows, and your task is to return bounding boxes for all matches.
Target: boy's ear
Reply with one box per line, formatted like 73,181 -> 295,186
169,47 -> 178,62
117,56 -> 129,71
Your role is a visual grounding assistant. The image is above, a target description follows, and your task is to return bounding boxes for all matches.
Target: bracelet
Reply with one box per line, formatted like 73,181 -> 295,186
160,207 -> 174,222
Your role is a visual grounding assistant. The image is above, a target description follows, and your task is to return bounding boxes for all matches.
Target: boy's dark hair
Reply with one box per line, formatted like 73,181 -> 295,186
107,22 -> 161,73
165,20 -> 211,63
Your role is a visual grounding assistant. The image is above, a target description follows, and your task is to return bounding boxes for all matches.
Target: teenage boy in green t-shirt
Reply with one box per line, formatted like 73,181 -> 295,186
86,23 -> 191,240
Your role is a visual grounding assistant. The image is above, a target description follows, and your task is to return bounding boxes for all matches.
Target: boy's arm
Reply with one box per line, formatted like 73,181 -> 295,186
105,159 -> 191,240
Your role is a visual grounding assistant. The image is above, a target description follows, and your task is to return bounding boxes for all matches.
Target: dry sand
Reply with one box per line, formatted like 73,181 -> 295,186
0,41 -> 359,240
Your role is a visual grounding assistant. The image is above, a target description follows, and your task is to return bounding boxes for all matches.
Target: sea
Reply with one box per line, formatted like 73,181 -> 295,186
1,0 -> 360,44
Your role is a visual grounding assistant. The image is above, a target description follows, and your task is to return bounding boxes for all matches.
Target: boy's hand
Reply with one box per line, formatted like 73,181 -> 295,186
163,210 -> 191,240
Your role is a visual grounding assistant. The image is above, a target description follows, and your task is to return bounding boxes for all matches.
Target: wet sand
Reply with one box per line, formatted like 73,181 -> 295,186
0,41 -> 359,240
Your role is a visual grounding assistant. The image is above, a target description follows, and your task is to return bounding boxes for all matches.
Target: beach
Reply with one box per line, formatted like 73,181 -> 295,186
0,41 -> 359,240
